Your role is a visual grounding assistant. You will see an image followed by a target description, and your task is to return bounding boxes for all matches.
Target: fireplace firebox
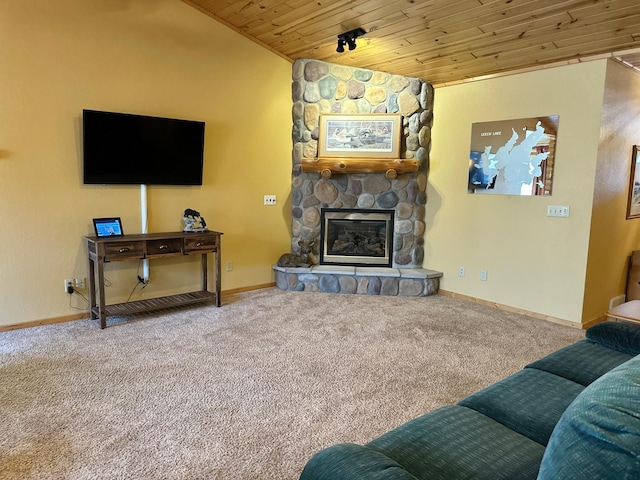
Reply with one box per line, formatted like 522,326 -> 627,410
320,208 -> 394,267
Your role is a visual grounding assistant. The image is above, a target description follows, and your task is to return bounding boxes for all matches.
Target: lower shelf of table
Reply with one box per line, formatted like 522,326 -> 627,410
91,290 -> 218,319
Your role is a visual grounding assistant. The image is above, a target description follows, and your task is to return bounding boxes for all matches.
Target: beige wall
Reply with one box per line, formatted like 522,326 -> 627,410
427,61 -> 608,324
583,60 -> 640,322
0,0 -> 292,326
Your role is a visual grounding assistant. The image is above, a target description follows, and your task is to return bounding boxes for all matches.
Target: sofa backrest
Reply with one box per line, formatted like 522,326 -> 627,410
585,321 -> 640,356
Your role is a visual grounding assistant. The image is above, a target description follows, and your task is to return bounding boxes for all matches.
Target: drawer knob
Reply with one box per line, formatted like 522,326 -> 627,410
159,244 -> 168,249
196,242 -> 203,247
118,247 -> 129,253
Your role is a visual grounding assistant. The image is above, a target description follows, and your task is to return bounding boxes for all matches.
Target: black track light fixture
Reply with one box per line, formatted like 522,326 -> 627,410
336,28 -> 366,53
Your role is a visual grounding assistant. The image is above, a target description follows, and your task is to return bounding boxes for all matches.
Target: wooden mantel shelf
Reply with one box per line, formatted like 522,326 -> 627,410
302,157 -> 418,179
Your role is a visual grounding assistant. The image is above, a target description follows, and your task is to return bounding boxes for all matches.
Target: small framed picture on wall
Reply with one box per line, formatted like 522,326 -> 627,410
627,145 -> 640,219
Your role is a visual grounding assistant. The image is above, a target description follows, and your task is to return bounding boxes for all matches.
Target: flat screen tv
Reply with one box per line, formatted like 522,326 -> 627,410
82,109 -> 205,185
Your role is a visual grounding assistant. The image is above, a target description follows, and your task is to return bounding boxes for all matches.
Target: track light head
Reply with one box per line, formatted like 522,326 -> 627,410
336,28 -> 366,53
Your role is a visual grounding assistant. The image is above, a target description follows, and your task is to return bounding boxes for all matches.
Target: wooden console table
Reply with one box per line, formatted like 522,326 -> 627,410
86,231 -> 222,328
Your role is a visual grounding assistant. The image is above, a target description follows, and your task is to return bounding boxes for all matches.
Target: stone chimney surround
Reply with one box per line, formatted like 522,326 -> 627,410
274,59 -> 442,296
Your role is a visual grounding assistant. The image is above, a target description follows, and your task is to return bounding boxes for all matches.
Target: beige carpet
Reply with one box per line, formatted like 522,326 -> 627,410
0,288 -> 584,479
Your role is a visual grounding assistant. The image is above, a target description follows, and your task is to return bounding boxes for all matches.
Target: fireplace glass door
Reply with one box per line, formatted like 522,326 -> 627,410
320,209 -> 394,267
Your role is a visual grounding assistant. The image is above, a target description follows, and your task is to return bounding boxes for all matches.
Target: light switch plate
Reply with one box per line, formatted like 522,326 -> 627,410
547,205 -> 570,217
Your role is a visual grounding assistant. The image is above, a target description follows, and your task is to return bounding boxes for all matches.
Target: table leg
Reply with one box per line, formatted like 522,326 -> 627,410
88,257 -> 97,320
97,259 -> 107,329
215,245 -> 221,307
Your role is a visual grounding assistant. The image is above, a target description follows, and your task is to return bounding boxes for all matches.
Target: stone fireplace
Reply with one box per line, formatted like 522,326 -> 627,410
273,58 -> 442,296
321,209 -> 393,267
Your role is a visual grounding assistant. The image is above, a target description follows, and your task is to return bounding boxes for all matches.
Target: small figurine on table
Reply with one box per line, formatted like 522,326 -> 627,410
183,208 -> 208,232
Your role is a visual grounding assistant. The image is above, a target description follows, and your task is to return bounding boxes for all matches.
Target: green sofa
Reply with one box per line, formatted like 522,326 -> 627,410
299,321 -> 640,480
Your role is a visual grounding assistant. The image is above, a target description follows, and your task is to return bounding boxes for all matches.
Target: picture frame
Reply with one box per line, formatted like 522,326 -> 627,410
627,145 -> 640,219
93,217 -> 124,237
318,114 -> 402,159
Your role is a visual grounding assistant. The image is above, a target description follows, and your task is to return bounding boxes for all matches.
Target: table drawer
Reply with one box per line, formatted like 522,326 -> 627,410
147,238 -> 183,256
184,235 -> 218,253
103,241 -> 145,260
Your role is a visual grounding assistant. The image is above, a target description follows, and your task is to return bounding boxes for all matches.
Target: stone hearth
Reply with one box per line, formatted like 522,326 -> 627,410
273,265 -> 442,297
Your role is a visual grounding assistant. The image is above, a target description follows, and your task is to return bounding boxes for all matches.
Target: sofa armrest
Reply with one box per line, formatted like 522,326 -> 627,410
586,321 -> 640,356
299,443 -> 420,480
537,354 -> 640,479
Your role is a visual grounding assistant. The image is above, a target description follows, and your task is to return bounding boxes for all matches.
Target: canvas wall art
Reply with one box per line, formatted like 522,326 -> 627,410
468,115 -> 559,196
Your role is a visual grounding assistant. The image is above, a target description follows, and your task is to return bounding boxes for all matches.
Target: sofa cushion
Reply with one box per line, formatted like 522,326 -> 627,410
299,443 -> 420,480
366,405 -> 545,480
526,340 -> 633,386
458,368 -> 584,445
537,354 -> 640,480
586,321 -> 640,356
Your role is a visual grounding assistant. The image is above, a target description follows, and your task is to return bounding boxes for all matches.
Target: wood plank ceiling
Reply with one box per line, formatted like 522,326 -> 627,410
182,0 -> 640,86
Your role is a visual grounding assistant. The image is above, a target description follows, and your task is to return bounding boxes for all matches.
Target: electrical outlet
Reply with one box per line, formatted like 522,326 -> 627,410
264,195 -> 276,206
480,270 -> 488,281
75,277 -> 85,290
226,261 -> 233,272
458,266 -> 465,277
64,279 -> 74,294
